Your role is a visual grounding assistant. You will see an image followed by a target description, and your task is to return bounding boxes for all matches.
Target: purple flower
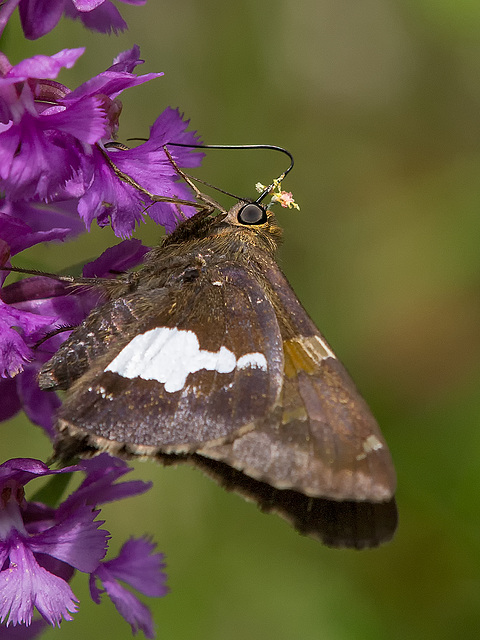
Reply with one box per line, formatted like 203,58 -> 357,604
0,200 -> 87,381
0,455 -> 166,634
90,538 -> 168,638
0,46 -> 202,399
0,46 -> 203,235
77,107 -> 203,236
0,236 -> 149,434
0,206 -> 75,380
0,46 -> 163,201
0,48 -> 107,201
0,0 -> 145,40
0,458 -> 104,627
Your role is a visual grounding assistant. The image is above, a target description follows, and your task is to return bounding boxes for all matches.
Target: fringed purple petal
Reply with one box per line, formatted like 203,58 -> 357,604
65,0 -> 127,34
90,566 -> 155,638
0,298 -> 58,377
58,454 -> 151,515
0,115 -> 83,201
147,181 -> 199,233
41,95 -> 107,144
0,315 -> 32,377
102,537 -> 168,597
77,146 -> 147,236
29,505 -> 108,573
0,535 -> 78,627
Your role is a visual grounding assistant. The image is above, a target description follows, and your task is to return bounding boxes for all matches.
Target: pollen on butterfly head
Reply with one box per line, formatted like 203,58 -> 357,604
255,179 -> 300,210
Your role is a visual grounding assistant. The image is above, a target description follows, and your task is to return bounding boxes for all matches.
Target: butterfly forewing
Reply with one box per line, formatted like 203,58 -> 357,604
52,264 -> 284,454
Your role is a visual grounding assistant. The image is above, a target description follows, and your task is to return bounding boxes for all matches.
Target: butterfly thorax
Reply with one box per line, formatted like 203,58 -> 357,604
105,203 -> 283,299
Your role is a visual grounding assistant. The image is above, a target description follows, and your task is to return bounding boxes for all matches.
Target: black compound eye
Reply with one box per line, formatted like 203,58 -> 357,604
237,203 -> 268,225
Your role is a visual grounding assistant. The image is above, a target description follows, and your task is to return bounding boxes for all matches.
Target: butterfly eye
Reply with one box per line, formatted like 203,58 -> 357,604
237,203 -> 268,225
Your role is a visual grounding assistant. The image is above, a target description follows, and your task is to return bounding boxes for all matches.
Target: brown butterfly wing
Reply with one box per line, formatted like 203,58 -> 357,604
44,255 -> 396,547
192,262 -> 397,547
46,267 -> 284,456
186,453 -> 397,549
197,262 -> 396,502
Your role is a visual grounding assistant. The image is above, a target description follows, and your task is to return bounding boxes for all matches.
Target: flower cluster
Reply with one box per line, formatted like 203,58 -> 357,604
1,3 -> 205,637
0,46 -> 203,236
1,44 -> 204,433
0,456 -> 168,637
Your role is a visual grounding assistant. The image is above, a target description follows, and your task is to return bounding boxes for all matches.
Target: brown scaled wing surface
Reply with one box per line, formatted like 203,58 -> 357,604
40,229 -> 396,548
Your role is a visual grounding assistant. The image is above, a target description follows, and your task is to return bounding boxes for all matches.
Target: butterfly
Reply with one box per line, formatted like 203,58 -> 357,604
38,190 -> 397,549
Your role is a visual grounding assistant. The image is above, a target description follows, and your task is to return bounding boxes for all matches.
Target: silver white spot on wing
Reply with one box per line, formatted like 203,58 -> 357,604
105,327 -> 267,393
237,352 -> 267,369
356,434 -> 384,460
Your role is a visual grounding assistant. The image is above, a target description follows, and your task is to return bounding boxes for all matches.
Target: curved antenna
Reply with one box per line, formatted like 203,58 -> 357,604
167,142 -> 294,203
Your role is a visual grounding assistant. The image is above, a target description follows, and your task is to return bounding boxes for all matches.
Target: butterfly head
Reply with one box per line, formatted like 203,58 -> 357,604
161,199 -> 283,258
207,200 -> 283,256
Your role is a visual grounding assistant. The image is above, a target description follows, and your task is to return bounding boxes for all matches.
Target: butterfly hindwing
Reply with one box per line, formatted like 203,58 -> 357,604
188,452 -> 397,549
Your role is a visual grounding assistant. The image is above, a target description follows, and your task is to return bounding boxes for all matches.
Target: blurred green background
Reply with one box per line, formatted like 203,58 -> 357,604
2,1 -> 480,638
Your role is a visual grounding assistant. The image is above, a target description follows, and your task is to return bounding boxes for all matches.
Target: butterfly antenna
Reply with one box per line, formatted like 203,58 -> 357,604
99,146 -> 206,211
162,146 -> 227,213
166,142 -> 294,203
0,265 -> 118,288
